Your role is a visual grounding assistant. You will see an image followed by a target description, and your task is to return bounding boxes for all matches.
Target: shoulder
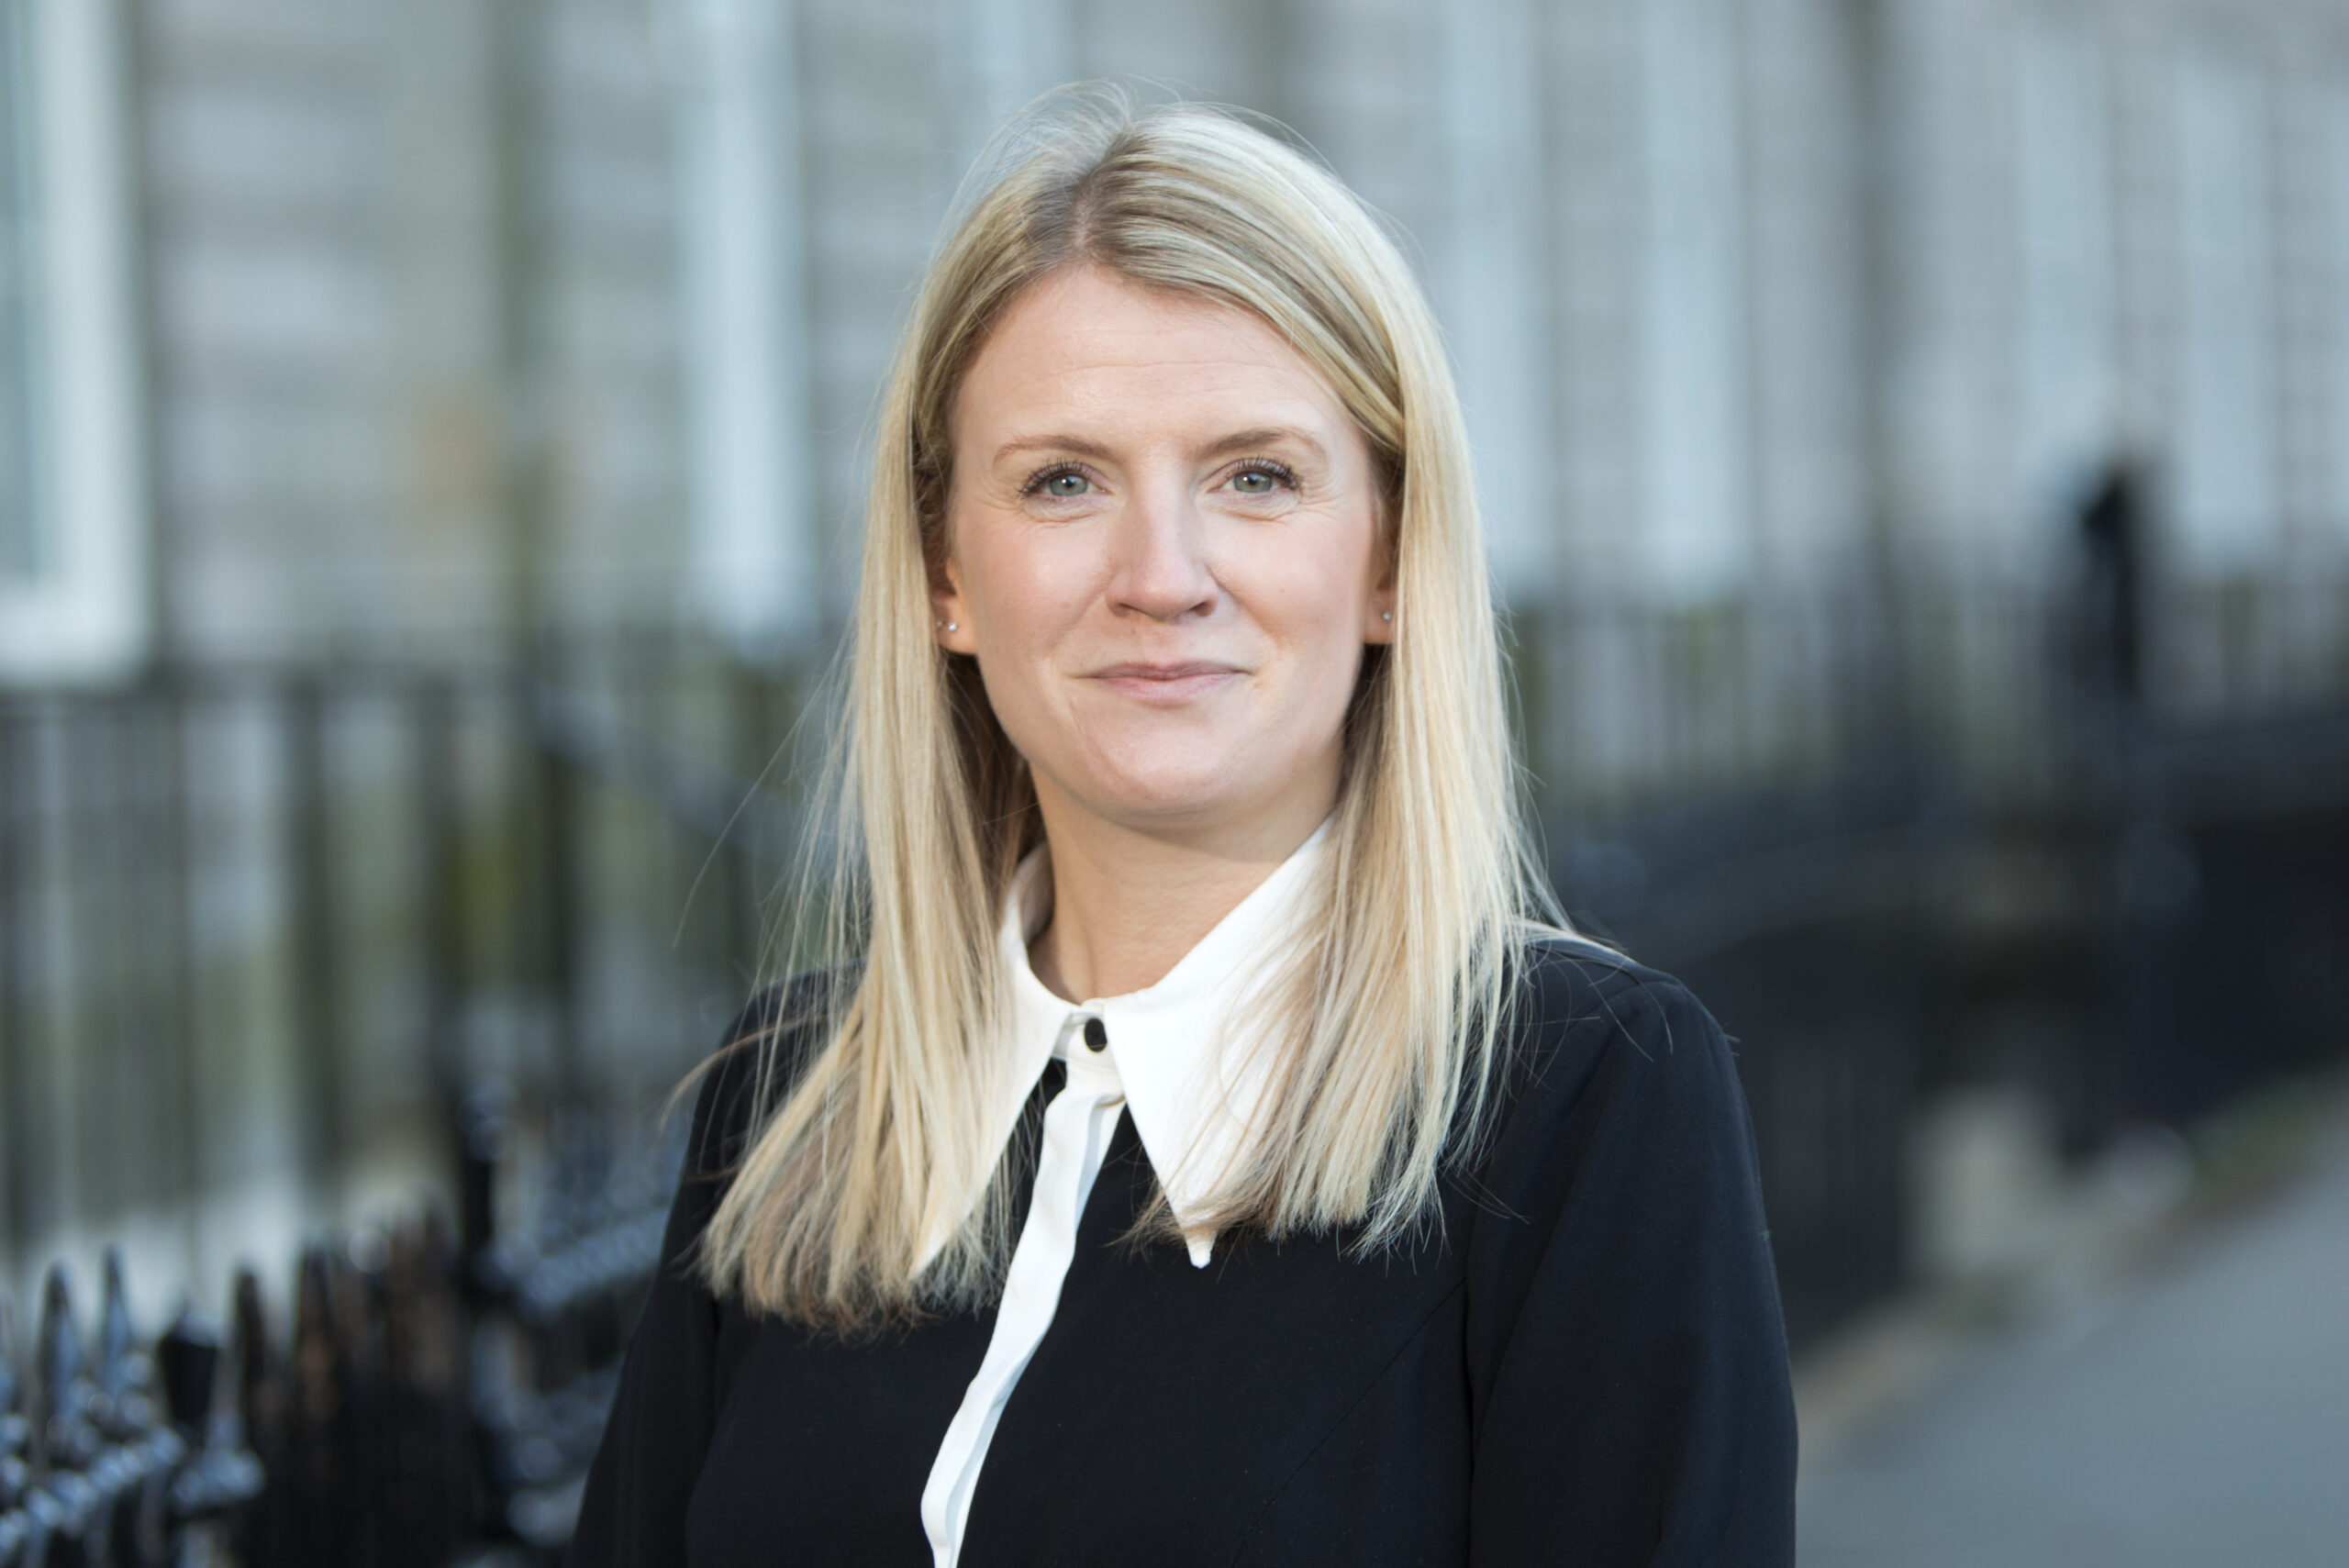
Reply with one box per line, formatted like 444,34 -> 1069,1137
1458,930 -> 1775,1324
1456,938 -> 1796,1556
1477,930 -> 1751,1169
1506,930 -> 1730,1070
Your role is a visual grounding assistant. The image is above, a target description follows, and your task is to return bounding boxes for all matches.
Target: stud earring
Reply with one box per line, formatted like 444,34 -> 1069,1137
938,620 -> 958,632
1380,611 -> 1392,623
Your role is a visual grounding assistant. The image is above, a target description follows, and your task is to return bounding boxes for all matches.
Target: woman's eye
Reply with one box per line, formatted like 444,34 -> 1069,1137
1230,466 -> 1288,495
1038,470 -> 1091,497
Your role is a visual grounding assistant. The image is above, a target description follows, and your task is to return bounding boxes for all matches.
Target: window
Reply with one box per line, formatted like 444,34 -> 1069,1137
2014,6 -> 2112,532
2172,42 -> 2277,574
1639,0 -> 1752,600
673,0 -> 818,652
0,0 -> 147,684
0,0 -> 41,584
2331,81 -> 2349,535
1438,0 -> 1550,595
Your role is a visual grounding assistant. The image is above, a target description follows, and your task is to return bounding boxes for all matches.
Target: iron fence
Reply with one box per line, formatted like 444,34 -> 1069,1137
2,562 -> 2347,1556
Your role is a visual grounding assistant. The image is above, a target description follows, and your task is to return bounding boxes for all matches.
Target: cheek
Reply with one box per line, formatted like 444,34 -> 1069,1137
957,515 -> 1080,641
1232,534 -> 1375,728
953,516 -> 1100,740
1254,523 -> 1377,647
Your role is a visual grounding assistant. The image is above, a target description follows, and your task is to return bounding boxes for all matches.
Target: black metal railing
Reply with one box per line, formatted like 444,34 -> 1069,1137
1533,565 -> 2349,1346
0,1073 -> 678,1566
2,560 -> 2347,1548
0,648 -> 802,1281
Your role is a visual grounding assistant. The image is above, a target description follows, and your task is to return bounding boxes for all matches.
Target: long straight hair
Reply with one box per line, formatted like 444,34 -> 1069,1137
694,93 -> 1563,1331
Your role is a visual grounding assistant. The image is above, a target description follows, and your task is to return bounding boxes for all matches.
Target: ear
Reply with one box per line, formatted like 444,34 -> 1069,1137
1363,561 -> 1397,646
930,555 -> 978,655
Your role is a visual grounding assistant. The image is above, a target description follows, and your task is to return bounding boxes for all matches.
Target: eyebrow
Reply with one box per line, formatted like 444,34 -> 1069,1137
989,425 -> 1331,467
1199,426 -> 1329,464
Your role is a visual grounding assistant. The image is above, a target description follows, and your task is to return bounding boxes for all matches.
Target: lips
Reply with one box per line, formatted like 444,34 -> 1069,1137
1085,661 -> 1245,704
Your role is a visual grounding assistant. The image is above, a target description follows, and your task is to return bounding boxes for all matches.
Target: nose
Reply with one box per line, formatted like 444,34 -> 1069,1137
1106,479 -> 1218,622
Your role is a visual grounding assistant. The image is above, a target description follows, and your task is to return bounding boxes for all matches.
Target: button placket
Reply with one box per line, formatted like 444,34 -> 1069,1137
920,1008 -> 1125,1567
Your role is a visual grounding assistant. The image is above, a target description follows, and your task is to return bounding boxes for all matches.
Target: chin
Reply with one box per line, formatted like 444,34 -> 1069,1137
1076,751 -> 1272,827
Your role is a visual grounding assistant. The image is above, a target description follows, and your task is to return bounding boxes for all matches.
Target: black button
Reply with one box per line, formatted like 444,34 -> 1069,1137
1082,1017 -> 1108,1052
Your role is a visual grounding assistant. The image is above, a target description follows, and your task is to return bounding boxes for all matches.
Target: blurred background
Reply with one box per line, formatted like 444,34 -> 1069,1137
1,0 -> 2345,1562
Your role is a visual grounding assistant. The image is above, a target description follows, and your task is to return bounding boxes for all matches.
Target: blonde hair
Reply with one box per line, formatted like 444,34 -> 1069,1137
695,92 -> 1563,1331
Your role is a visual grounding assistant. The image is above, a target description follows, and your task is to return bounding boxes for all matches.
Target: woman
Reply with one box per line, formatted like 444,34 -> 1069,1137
570,96 -> 1795,1567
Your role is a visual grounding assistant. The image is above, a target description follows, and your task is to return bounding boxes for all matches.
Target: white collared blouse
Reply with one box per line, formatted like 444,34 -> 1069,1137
920,824 -> 1330,1566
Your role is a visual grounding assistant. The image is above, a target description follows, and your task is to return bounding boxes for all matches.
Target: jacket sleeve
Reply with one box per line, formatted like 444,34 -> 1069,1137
1465,961 -> 1798,1566
564,1039 -> 757,1568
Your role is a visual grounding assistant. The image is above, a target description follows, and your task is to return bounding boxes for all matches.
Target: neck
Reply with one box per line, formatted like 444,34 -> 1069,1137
1027,787 -> 1332,1003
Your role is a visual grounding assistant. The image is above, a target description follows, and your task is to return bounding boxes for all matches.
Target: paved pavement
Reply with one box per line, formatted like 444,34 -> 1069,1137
1797,1114 -> 2349,1567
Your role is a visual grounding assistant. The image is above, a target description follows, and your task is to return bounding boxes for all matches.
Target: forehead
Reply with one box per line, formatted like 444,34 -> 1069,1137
953,266 -> 1349,444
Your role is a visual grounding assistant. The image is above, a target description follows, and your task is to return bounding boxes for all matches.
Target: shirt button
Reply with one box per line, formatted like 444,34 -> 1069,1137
1083,1017 -> 1108,1052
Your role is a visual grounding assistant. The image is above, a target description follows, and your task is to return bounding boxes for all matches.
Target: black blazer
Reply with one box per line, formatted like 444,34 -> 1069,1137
568,942 -> 1797,1566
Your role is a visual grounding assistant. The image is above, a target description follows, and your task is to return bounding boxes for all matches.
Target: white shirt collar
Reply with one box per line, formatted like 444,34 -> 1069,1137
989,820 -> 1330,1267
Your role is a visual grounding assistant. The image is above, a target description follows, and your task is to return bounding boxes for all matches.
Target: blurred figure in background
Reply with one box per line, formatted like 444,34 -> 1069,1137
2075,458 -> 2146,717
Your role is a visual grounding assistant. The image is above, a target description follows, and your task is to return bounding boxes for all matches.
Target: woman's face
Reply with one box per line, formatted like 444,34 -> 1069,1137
934,265 -> 1394,849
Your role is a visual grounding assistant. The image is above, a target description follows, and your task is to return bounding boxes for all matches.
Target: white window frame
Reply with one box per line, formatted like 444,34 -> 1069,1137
2171,39 -> 2278,577
1638,0 -> 1753,603
1439,0 -> 1551,598
669,0 -> 819,654
0,0 -> 147,684
2330,79 -> 2349,538
2014,5 -> 2112,536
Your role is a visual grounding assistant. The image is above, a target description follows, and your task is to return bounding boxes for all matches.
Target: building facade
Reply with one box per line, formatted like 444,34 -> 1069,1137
5,0 -> 2349,1318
